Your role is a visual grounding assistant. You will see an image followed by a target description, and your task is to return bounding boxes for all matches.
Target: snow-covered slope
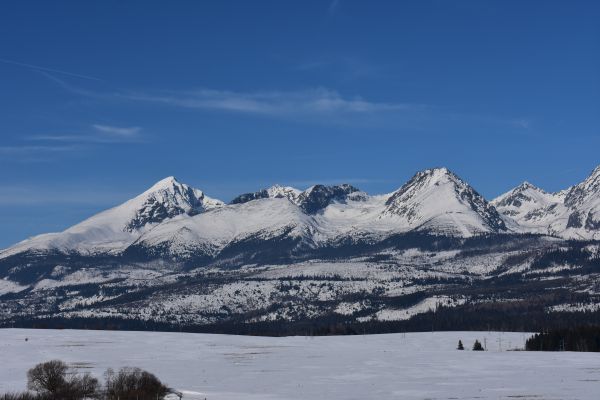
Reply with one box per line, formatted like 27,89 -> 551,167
493,166 -> 600,239
560,166 -> 600,239
131,197 -> 316,258
492,182 -> 566,234
231,183 -> 365,214
382,168 -> 506,236
230,185 -> 302,205
127,169 -> 510,258
0,177 -> 223,258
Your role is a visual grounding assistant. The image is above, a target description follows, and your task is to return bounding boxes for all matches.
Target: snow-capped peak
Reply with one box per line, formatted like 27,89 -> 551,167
492,181 -> 553,210
229,183 -> 362,213
491,180 -> 564,234
0,177 -> 223,258
266,185 -> 302,201
124,177 -> 224,231
145,176 -> 179,191
230,185 -> 302,205
492,166 -> 600,239
295,184 -> 363,214
383,167 -> 506,235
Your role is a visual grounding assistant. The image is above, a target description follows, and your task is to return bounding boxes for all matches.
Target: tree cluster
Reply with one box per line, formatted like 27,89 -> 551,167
1,360 -> 172,400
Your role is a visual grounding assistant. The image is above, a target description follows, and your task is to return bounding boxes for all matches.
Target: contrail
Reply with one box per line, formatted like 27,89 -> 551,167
0,58 -> 102,81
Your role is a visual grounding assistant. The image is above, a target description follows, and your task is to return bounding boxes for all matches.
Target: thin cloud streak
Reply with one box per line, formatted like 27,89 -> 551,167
124,88 -> 417,116
92,124 -> 141,137
39,72 -> 531,131
0,58 -> 102,81
27,125 -> 144,144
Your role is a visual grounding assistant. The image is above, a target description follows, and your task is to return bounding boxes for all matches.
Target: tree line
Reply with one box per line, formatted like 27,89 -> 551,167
525,326 -> 600,352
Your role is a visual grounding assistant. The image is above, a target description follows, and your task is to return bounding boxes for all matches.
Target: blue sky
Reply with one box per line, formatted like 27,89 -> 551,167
0,0 -> 599,248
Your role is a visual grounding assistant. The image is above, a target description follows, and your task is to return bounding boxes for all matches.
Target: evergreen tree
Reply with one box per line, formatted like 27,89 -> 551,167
457,340 -> 464,350
472,339 -> 484,351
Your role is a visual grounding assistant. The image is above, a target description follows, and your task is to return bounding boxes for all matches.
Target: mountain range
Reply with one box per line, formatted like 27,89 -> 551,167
1,166 -> 600,334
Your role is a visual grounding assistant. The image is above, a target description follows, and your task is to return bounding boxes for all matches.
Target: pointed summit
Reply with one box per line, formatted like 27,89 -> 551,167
126,177 -> 223,231
492,181 -> 550,209
516,181 -> 541,191
146,176 -> 180,191
384,167 -> 506,235
0,177 -> 224,258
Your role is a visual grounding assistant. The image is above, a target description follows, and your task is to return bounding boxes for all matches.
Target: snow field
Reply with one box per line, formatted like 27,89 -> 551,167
1,329 -> 599,400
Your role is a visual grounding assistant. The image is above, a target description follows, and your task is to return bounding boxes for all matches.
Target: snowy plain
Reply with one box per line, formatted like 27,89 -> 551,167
1,329 -> 599,399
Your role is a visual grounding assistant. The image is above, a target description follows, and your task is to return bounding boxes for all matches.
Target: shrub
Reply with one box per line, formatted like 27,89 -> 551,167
4,362 -> 170,400
63,373 -> 100,400
26,360 -> 99,400
457,340 -> 464,350
105,367 -> 168,400
27,360 -> 68,396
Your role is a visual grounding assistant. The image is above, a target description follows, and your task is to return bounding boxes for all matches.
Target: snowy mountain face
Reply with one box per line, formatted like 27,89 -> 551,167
2,167 -> 600,332
492,182 -> 565,234
125,176 -> 223,231
493,166 -> 600,239
5,166 -> 600,263
231,183 -> 363,214
563,166 -> 600,235
230,185 -> 301,205
295,184 -> 364,214
0,176 -> 224,258
383,168 -> 506,236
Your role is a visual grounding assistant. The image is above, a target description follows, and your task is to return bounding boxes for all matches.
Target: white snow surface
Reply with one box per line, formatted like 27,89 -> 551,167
0,279 -> 27,296
1,329 -> 599,400
134,198 -> 314,256
374,295 -> 467,321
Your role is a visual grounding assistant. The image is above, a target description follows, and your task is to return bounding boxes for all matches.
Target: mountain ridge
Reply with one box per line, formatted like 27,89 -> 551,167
1,166 -> 600,333
3,165 -> 600,261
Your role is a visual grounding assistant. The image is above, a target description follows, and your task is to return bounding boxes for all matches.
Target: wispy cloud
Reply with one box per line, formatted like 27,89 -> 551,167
0,58 -> 102,81
125,87 -> 416,117
37,72 -> 416,120
92,124 -> 141,137
2,124 -> 143,162
28,125 -> 143,144
39,72 -> 532,132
